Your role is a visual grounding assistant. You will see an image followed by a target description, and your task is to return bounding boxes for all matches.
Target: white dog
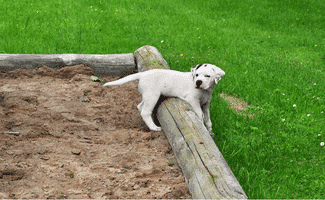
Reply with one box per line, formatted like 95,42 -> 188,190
103,64 -> 225,136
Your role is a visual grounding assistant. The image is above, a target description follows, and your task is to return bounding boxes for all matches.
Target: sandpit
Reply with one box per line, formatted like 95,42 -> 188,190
0,64 -> 192,199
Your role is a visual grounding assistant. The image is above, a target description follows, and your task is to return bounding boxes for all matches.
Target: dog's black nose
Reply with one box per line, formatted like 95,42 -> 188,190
196,80 -> 202,87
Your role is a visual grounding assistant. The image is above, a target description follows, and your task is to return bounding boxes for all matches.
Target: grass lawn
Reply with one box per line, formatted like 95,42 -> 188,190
1,0 -> 325,198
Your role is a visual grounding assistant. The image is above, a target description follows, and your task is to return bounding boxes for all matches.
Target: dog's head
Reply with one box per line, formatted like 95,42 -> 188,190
191,64 -> 225,91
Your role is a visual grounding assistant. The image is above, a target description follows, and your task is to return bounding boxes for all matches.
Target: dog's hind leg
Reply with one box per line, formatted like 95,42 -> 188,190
140,92 -> 162,131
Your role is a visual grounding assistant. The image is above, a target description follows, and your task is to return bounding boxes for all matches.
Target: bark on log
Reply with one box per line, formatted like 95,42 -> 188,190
0,53 -> 136,77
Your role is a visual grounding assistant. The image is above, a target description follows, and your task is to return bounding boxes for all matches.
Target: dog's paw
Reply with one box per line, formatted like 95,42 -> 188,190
150,126 -> 162,132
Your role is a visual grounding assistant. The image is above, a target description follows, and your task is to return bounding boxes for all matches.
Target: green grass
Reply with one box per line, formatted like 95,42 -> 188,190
1,0 -> 325,198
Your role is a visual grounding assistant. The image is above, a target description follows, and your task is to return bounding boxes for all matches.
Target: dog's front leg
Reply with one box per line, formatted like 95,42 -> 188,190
190,102 -> 204,122
202,103 -> 214,136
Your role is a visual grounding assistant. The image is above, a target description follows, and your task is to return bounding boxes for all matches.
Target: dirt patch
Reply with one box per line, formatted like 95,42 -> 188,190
0,64 -> 191,199
218,93 -> 263,118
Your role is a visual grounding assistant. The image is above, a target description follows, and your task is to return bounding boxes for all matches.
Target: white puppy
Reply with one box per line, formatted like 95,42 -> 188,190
103,64 -> 225,136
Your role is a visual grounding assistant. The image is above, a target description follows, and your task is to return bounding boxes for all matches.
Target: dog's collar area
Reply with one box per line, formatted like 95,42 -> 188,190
195,86 -> 206,91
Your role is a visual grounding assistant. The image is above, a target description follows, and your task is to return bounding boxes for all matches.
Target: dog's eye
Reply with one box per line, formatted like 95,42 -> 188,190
205,75 -> 210,78
195,74 -> 198,77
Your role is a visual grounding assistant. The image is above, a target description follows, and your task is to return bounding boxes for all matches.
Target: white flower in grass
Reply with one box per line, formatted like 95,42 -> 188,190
313,96 -> 315,98
282,118 -> 285,122
161,40 -> 164,43
318,134 -> 321,136
283,93 -> 285,95
314,83 -> 316,85
320,142 -> 324,146
287,99 -> 289,101
293,104 -> 296,107
307,114 -> 310,117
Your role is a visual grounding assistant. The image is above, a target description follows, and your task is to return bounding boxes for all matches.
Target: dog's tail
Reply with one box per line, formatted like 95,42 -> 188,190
103,73 -> 141,86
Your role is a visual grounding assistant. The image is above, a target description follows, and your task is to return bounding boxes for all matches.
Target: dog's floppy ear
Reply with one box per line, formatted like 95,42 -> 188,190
214,68 -> 225,84
191,66 -> 196,78
191,64 -> 203,79
215,77 -> 221,84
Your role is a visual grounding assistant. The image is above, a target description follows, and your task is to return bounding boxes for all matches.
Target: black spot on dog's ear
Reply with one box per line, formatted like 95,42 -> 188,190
196,64 -> 203,70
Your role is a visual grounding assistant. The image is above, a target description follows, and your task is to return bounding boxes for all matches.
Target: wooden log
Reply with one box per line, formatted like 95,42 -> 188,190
134,45 -> 169,71
134,45 -> 248,199
0,53 -> 136,77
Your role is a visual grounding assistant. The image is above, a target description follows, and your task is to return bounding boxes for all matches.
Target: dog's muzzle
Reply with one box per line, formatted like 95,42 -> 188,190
195,80 -> 202,89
